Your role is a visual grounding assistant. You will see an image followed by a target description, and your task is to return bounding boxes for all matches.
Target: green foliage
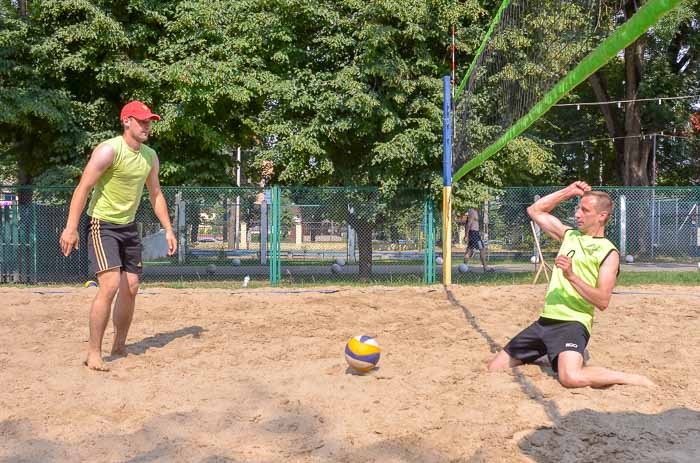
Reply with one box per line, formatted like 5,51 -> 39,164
251,0 -> 483,195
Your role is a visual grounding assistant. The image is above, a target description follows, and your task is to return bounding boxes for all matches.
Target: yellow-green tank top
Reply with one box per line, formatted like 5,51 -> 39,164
86,136 -> 156,224
541,229 -> 619,334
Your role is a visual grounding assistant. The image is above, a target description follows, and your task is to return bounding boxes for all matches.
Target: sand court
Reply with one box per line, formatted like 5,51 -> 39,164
1,285 -> 698,462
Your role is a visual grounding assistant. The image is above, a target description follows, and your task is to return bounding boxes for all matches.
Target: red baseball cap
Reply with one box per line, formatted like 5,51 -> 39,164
120,101 -> 161,121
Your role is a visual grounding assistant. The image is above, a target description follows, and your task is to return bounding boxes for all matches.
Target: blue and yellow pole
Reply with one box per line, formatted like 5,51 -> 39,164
442,76 -> 452,285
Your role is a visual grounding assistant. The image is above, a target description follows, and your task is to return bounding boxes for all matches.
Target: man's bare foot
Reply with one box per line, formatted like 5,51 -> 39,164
629,374 -> 656,387
84,354 -> 109,372
110,345 -> 128,357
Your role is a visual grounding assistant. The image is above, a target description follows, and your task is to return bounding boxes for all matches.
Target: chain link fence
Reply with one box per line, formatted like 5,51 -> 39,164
447,187 -> 700,267
2,185 -> 698,285
0,186 -> 437,285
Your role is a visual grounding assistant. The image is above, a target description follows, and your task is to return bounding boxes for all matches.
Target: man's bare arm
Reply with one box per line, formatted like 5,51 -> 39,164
555,251 -> 619,310
527,181 -> 591,242
59,144 -> 115,256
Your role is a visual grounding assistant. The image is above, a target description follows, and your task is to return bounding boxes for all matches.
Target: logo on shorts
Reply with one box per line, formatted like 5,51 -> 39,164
565,342 -> 578,348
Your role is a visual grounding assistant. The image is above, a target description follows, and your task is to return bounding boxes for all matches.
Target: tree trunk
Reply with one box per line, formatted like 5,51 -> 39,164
587,1 -> 651,187
621,30 -> 650,186
356,221 -> 373,280
16,149 -> 33,206
18,0 -> 28,16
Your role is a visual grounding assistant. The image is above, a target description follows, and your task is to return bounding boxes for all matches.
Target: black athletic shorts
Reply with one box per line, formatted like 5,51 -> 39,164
87,217 -> 143,276
467,230 -> 484,250
503,317 -> 590,372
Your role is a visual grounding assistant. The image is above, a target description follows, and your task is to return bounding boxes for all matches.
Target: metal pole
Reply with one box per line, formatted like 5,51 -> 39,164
442,76 -> 452,285
620,195 -> 627,258
235,147 -> 241,249
651,134 -> 657,259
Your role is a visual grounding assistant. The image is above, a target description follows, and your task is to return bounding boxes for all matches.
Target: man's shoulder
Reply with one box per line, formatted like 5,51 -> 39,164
140,143 -> 157,158
96,136 -> 121,151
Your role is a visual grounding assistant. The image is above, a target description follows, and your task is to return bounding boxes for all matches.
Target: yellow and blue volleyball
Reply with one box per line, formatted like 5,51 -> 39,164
344,335 -> 381,372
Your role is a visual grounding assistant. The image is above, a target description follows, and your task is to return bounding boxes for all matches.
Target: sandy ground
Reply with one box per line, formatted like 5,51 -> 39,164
1,284 -> 699,462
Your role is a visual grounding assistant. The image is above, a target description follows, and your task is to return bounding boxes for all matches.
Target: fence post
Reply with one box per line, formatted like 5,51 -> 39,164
260,192 -> 268,265
423,197 -> 435,284
269,186 -> 281,286
175,192 -> 186,264
619,195 -> 627,258
31,202 -> 37,283
347,205 -> 356,263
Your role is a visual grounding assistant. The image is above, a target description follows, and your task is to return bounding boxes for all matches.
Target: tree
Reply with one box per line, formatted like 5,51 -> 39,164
586,0 -> 700,186
249,0 -> 560,277
0,0 -> 268,189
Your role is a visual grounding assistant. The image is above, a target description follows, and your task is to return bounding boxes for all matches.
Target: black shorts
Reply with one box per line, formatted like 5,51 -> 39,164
503,318 -> 589,372
87,217 -> 143,276
467,230 -> 484,250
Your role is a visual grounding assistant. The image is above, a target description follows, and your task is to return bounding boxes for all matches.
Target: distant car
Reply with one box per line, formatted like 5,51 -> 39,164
198,237 -> 220,242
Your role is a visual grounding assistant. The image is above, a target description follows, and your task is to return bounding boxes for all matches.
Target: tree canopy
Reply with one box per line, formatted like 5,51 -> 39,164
0,0 -> 698,191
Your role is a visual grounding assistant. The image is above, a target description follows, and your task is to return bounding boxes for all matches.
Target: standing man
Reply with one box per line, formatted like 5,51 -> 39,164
60,101 -> 177,371
488,181 -> 653,388
463,207 -> 493,272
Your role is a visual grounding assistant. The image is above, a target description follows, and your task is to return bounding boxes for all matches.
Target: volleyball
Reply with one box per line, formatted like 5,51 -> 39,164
625,255 -> 634,264
344,335 -> 380,372
436,256 -> 444,265
84,280 -> 98,288
458,263 -> 469,273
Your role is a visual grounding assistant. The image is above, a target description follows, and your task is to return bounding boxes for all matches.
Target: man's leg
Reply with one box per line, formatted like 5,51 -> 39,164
556,351 -> 655,388
111,271 -> 140,356
478,247 -> 493,271
464,247 -> 473,264
86,268 -> 120,371
488,350 -> 524,371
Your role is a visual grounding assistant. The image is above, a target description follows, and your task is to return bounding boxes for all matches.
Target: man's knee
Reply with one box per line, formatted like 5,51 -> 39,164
96,273 -> 120,298
557,365 -> 588,388
488,350 -> 517,371
121,274 -> 140,298
126,280 -> 139,297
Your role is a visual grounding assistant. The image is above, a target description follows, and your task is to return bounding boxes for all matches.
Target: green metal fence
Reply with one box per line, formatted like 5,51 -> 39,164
446,187 -> 700,266
0,186 -> 437,285
1,185 -> 698,285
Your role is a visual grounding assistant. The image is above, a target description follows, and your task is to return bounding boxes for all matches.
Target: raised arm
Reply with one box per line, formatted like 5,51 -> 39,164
59,143 -> 115,256
527,181 -> 591,241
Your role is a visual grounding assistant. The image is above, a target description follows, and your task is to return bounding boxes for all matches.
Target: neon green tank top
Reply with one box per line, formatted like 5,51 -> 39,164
87,136 -> 156,224
541,229 -> 619,334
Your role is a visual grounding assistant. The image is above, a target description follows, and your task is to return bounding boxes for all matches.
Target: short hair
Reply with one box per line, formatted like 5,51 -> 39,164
583,191 -> 614,224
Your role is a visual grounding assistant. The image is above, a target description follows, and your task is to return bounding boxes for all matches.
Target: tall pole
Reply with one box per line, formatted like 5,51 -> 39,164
442,76 -> 452,285
235,147 -> 241,249
651,134 -> 657,257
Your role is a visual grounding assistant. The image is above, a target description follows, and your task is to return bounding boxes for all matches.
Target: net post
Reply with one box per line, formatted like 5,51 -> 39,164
442,76 -> 452,285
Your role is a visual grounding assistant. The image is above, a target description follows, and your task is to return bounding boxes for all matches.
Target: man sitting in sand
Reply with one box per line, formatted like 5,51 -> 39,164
488,181 -> 654,388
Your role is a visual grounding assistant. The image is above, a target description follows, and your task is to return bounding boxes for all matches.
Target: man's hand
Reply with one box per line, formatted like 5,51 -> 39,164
60,228 -> 79,257
568,181 -> 592,198
165,230 -> 177,256
554,255 -> 574,280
